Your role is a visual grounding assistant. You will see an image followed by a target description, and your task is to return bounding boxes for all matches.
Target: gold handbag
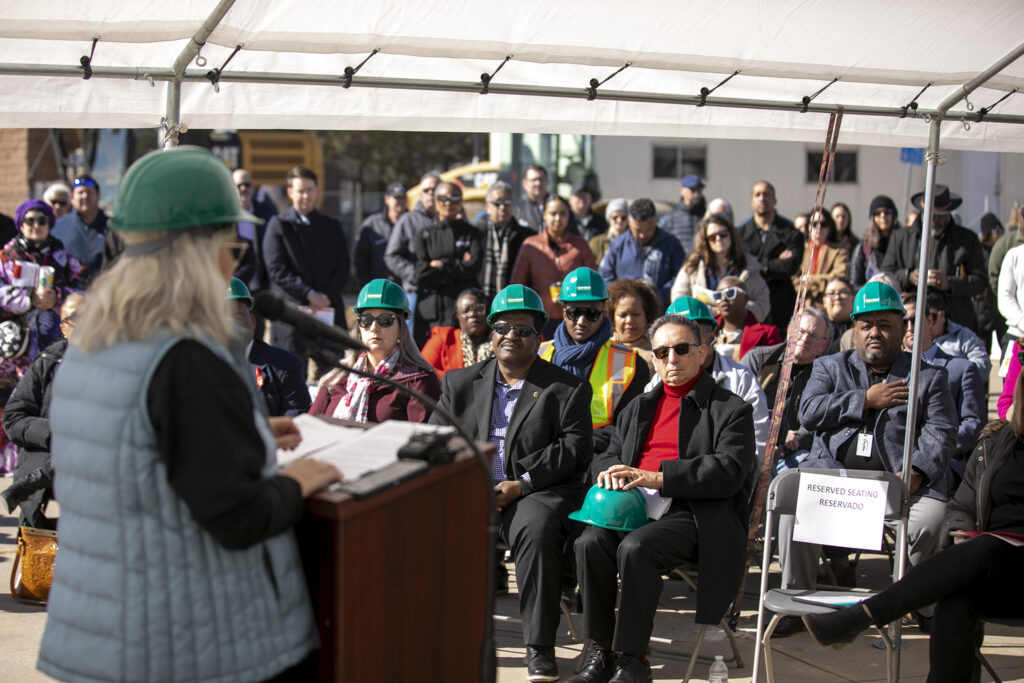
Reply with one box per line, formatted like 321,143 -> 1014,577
10,526 -> 57,605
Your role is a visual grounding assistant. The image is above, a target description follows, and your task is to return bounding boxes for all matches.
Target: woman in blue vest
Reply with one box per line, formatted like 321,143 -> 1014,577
38,147 -> 342,683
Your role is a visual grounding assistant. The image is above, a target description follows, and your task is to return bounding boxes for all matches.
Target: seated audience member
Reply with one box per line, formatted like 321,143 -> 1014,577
743,307 -> 832,473
607,278 -> 660,373
431,284 -> 593,683
771,282 -> 957,636
792,209 -> 849,310
924,288 -> 991,379
657,296 -> 770,467
822,277 -> 855,355
421,287 -> 493,377
569,314 -> 755,683
227,278 -> 310,418
713,277 -> 782,361
589,199 -> 629,265
599,198 -> 685,306
670,214 -> 771,322
903,292 -> 984,491
540,267 -> 650,454
310,279 -> 440,423
0,293 -> 83,527
803,408 -> 1024,683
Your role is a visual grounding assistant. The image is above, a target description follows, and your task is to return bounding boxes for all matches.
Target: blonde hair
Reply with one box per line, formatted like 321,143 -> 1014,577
73,227 -> 238,353
319,314 -> 437,391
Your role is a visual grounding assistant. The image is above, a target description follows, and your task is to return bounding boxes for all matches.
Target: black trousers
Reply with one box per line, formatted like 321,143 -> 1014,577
498,492 -> 580,647
575,507 -> 698,655
865,534 -> 1024,683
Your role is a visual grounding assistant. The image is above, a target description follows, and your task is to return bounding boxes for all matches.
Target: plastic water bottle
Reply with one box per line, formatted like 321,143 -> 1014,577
708,655 -> 728,683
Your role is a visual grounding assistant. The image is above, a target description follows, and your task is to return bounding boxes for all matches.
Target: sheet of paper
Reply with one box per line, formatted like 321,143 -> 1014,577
637,487 -> 672,520
792,471 -> 888,551
951,530 -> 1024,547
792,594 -> 868,608
297,305 -> 335,327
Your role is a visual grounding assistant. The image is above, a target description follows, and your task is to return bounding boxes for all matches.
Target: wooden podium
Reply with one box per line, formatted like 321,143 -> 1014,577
296,446 -> 493,682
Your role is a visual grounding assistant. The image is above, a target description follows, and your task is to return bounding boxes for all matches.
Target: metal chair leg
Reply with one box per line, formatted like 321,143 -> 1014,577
682,625 -> 708,683
762,613 -> 782,683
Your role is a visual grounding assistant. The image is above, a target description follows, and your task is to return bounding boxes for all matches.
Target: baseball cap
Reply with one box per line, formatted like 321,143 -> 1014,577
681,174 -> 704,188
386,182 -> 408,197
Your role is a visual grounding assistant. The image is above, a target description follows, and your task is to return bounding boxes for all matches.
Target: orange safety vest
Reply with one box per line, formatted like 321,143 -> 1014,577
539,339 -> 639,428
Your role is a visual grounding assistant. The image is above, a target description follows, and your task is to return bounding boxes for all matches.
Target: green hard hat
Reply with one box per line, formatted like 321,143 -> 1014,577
666,296 -> 715,324
851,281 -> 905,320
569,485 -> 649,533
355,278 -> 410,315
109,146 -> 261,232
227,277 -> 253,309
488,284 -> 549,325
559,267 -> 608,302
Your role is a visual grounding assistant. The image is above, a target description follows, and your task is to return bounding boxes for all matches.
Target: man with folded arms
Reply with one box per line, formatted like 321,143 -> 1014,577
569,314 -> 755,683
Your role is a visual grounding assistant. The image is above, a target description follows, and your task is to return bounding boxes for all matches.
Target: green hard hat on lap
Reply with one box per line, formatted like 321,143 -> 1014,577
354,279 -> 410,316
851,281 -> 905,320
110,146 -> 261,232
227,277 -> 253,309
559,267 -> 608,302
666,296 -> 716,324
569,485 -> 649,533
488,284 -> 549,325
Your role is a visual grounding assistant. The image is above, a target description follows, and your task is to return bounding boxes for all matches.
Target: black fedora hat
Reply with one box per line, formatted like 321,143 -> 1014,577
910,184 -> 962,215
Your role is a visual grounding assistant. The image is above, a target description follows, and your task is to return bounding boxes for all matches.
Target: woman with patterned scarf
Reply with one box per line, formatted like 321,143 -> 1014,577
0,199 -> 85,473
310,279 -> 441,423
421,287 -> 494,377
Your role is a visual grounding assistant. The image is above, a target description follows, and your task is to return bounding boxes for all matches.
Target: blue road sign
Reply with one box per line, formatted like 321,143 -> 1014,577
900,148 -> 924,165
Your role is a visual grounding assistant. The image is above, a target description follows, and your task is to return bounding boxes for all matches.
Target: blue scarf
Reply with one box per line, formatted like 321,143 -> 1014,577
551,317 -> 612,379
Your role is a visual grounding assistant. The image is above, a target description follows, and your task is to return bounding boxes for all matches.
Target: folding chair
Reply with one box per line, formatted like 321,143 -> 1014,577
976,617 -> 1024,683
752,469 -> 909,683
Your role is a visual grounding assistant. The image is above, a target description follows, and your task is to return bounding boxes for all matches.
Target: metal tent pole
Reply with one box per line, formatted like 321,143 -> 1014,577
893,39 -> 1024,681
163,0 -> 237,148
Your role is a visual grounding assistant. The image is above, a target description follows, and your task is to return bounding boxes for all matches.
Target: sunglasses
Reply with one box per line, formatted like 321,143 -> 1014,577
491,321 -> 537,338
706,231 -> 730,242
222,241 -> 248,261
436,195 -> 462,204
357,312 -> 398,329
710,287 -> 741,302
652,342 -> 700,360
21,216 -> 49,227
563,307 -> 603,323
72,177 -> 97,188
458,303 -> 487,316
235,182 -> 252,190
489,199 -> 513,206
49,199 -> 68,207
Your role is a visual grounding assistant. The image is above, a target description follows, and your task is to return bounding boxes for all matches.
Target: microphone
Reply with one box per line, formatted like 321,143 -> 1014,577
253,292 -> 367,353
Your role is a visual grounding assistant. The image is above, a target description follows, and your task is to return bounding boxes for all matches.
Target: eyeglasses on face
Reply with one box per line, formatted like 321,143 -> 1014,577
710,287 -> 740,302
489,199 -> 513,206
48,199 -> 68,207
236,182 -> 252,190
491,321 -> 537,338
222,241 -> 248,261
706,231 -> 731,242
358,312 -> 398,329
21,216 -> 49,228
436,195 -> 462,204
458,303 -> 487,316
652,342 -> 700,360
72,177 -> 97,188
824,290 -> 852,299
563,306 -> 603,323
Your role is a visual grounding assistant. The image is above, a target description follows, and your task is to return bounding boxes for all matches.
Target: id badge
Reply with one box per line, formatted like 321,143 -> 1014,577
856,433 -> 874,458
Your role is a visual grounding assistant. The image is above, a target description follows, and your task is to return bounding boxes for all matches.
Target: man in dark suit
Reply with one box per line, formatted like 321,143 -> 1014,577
228,278 -> 311,417
262,165 -> 350,374
737,180 -> 803,330
570,314 -> 756,683
431,284 -> 593,683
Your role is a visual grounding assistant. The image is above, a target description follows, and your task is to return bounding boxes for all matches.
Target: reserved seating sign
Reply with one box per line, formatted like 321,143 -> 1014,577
792,472 -> 889,550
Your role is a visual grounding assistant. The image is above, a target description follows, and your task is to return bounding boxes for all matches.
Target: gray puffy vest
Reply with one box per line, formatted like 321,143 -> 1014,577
38,334 -> 318,682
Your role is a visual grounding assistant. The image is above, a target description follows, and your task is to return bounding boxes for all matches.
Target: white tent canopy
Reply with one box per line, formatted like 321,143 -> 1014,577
2,0 -> 1024,150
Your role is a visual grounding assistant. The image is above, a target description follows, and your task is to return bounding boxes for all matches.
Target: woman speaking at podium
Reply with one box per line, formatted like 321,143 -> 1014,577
37,147 -> 342,683
310,278 -> 441,423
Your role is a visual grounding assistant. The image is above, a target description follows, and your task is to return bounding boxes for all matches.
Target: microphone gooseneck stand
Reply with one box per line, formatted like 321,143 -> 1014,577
308,341 -> 497,683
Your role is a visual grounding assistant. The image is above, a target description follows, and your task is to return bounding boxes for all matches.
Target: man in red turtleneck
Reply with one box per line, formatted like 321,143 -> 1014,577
569,315 -> 757,683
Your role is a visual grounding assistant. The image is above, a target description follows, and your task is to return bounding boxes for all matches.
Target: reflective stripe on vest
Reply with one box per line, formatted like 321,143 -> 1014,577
538,340 -> 638,428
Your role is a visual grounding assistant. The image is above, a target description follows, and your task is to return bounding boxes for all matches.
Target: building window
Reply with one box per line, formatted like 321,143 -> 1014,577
653,146 -> 706,179
806,150 -> 858,183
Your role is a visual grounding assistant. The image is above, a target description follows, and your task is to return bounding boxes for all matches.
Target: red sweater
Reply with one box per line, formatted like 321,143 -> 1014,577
637,370 -> 701,472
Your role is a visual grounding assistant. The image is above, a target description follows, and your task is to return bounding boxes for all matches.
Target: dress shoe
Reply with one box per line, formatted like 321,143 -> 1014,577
525,645 -> 559,682
608,653 -> 652,683
770,615 -> 806,637
565,645 -> 614,683
802,603 -> 873,649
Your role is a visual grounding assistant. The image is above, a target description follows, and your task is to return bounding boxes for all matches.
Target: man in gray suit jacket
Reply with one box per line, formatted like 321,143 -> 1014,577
772,282 -> 958,636
431,284 -> 593,682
